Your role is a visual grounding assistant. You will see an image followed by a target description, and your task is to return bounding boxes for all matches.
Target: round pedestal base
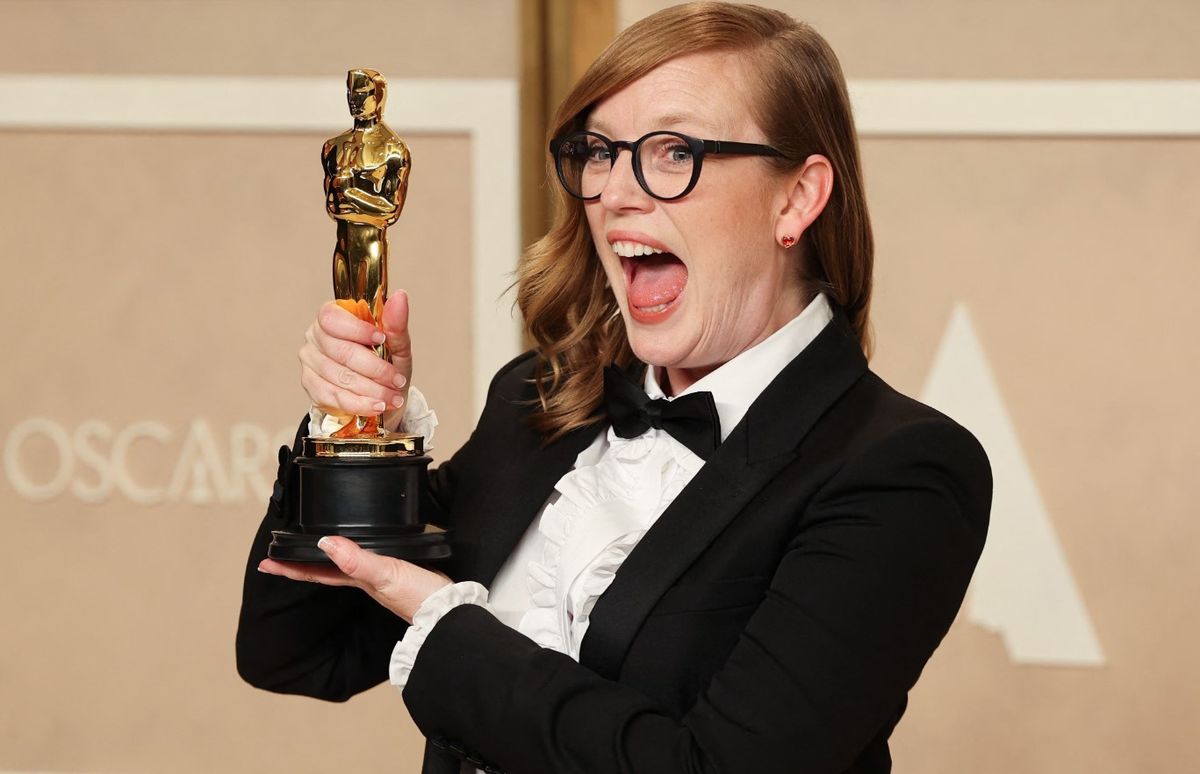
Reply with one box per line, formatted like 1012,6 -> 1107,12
268,433 -> 451,564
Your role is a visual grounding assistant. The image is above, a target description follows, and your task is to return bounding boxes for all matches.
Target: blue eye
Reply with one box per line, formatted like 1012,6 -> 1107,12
666,144 -> 692,163
646,138 -> 692,169
585,141 -> 611,162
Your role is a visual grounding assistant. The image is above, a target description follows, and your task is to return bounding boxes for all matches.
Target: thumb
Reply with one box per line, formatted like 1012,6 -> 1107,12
317,536 -> 391,589
382,289 -> 412,364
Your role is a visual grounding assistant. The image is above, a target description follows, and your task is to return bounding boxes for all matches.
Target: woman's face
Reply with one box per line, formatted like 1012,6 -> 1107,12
584,50 -> 808,390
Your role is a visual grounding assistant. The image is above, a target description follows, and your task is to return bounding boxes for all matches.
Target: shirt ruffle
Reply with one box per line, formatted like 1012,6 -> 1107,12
516,427 -> 702,659
389,580 -> 489,690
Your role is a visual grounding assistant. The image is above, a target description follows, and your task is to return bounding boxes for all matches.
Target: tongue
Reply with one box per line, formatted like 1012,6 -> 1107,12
628,254 -> 687,308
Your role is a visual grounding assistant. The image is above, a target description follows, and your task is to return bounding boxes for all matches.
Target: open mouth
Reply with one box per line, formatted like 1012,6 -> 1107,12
613,240 -> 688,321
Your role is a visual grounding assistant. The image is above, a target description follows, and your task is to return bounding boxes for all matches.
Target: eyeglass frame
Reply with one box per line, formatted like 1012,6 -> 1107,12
548,130 -> 786,202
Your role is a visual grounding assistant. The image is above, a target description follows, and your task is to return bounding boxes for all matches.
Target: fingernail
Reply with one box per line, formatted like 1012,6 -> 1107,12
392,395 -> 405,408
371,331 -> 386,345
393,374 -> 407,389
317,536 -> 336,553
373,401 -> 387,412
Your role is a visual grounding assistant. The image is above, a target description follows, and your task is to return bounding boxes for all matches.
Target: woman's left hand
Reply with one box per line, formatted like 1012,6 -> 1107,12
258,536 -> 452,624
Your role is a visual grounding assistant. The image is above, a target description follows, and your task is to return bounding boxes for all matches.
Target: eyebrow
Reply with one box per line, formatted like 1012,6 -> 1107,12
585,111 -> 722,136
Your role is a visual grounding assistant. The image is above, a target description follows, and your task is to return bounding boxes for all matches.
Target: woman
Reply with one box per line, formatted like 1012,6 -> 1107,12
237,4 -> 991,773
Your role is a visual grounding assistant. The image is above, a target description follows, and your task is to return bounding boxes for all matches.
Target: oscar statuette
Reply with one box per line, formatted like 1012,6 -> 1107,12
268,69 -> 450,563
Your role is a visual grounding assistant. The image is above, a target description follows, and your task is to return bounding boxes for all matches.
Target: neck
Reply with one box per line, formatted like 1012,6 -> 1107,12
659,291 -> 812,396
353,116 -> 377,130
661,365 -> 711,396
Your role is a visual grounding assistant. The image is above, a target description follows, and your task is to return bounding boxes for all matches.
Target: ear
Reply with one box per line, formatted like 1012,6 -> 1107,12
775,154 -> 834,245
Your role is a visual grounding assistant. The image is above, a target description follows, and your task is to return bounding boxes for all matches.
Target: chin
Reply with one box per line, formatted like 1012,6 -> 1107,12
615,291 -> 692,364
626,332 -> 689,370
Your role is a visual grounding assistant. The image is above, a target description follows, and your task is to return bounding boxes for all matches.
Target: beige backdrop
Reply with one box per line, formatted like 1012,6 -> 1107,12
1,1 -> 510,772
3,1 -> 1198,773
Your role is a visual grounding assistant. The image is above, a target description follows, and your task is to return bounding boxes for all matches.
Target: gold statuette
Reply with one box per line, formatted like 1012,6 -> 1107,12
323,67 -> 411,441
268,69 -> 448,564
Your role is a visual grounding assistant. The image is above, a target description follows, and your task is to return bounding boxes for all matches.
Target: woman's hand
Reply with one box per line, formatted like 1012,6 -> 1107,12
299,290 -> 414,425
258,536 -> 452,624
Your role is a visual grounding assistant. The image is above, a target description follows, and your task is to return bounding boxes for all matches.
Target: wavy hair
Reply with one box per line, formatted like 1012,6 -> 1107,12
517,2 -> 874,441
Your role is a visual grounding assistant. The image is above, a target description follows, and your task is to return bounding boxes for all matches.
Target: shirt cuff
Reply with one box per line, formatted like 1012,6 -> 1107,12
307,384 -> 438,446
390,581 -> 490,691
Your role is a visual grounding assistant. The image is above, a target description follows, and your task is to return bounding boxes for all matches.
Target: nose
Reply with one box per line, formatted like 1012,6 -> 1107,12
599,149 -> 653,212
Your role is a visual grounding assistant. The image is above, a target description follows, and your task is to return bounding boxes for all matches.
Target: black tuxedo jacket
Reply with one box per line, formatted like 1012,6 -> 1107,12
237,311 -> 991,774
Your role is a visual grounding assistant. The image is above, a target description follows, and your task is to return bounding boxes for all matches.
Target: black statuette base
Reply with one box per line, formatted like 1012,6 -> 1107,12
267,448 -> 450,563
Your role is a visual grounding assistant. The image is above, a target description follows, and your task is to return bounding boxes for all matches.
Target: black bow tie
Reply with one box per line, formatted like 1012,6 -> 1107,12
603,365 -> 721,460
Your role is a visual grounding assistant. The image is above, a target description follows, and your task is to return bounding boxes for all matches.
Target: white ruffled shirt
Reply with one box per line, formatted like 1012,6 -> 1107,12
390,293 -> 834,693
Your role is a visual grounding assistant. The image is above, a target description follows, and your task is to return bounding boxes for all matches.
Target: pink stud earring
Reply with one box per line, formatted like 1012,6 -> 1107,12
780,235 -> 796,248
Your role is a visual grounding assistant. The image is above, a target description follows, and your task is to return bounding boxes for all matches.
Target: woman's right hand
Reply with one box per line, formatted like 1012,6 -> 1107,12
298,290 -> 413,422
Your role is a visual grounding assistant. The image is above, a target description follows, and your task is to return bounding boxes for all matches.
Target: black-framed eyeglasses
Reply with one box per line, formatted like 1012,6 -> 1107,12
549,130 -> 784,201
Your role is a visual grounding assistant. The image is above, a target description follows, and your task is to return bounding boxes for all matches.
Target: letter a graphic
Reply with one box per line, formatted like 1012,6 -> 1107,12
921,304 -> 1104,666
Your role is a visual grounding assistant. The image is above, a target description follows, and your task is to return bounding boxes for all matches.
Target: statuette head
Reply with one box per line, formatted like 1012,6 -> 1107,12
347,68 -> 387,120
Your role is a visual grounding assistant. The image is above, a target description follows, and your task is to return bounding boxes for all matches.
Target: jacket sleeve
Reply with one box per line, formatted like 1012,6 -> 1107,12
401,417 -> 991,773
235,351 -> 540,701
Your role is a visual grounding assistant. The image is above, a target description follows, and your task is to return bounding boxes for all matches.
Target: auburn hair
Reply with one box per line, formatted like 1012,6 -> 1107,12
517,1 -> 873,441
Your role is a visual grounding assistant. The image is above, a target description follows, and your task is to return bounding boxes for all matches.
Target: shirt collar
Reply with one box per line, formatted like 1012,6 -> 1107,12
644,292 -> 834,442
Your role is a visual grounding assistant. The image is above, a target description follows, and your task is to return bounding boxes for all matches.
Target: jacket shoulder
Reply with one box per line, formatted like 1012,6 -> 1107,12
483,350 -> 541,401
816,371 -> 992,510
843,370 -> 980,439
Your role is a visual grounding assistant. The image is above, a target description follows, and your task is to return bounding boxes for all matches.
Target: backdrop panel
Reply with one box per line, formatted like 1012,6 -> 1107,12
0,129 -> 474,774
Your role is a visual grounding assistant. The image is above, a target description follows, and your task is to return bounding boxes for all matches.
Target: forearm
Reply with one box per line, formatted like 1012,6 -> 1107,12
406,607 -> 699,773
405,605 -> 824,774
342,187 -> 398,215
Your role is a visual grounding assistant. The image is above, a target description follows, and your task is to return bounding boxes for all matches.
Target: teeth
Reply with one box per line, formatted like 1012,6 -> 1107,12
611,240 -> 665,258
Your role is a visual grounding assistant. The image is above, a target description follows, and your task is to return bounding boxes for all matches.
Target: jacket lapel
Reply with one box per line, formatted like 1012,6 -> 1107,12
460,419 -> 599,587
578,310 -> 868,679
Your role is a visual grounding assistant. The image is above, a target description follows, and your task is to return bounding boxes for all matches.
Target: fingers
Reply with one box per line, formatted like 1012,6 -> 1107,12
317,536 -> 395,590
318,301 -> 383,347
312,307 -> 396,382
299,301 -> 409,415
257,558 -> 358,587
300,332 -> 404,415
256,540 -> 397,591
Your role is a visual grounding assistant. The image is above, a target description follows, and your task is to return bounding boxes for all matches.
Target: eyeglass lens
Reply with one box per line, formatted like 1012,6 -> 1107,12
557,132 -> 696,200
